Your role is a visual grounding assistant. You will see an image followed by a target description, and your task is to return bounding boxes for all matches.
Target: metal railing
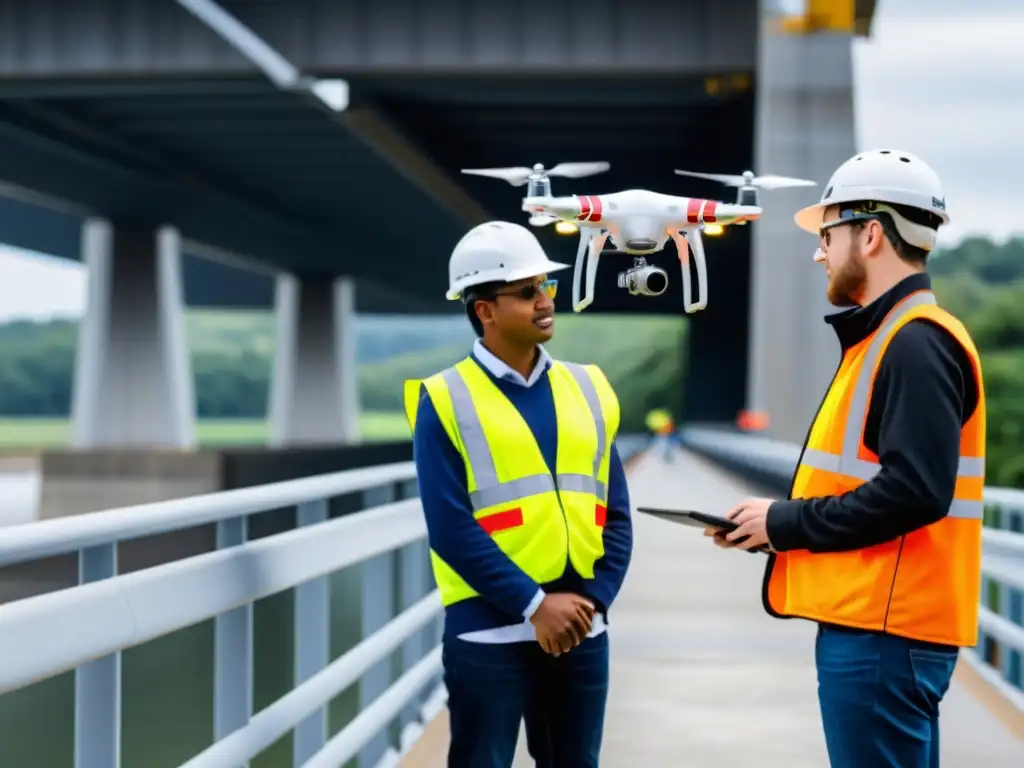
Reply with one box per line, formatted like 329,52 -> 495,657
0,460 -> 444,768
680,425 -> 1024,714
0,433 -> 653,768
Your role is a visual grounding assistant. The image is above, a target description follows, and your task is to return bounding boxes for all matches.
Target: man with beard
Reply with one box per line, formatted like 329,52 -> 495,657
404,221 -> 633,767
707,150 -> 986,768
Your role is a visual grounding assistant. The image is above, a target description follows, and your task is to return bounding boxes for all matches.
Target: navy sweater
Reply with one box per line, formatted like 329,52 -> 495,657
413,354 -> 633,639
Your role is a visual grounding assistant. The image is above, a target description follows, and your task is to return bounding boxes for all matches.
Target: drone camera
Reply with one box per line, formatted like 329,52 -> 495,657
617,257 -> 669,297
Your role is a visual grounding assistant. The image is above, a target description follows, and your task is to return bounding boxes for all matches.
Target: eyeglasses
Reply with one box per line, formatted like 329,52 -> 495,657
490,279 -> 558,301
819,210 -> 879,249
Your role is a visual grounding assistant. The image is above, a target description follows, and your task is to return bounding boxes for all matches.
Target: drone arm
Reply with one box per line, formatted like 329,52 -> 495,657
572,230 -> 595,312
670,230 -> 708,314
571,230 -> 608,313
586,232 -> 608,308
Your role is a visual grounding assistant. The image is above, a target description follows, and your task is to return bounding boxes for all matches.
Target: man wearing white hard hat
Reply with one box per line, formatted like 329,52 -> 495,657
710,150 -> 986,767
403,221 -> 633,767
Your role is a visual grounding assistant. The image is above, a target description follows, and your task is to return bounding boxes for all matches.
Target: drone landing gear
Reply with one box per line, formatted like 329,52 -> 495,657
669,230 -> 708,314
571,229 -> 609,312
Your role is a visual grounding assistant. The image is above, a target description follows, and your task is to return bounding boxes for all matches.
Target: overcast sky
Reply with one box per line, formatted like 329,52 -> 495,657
1,0 -> 1021,322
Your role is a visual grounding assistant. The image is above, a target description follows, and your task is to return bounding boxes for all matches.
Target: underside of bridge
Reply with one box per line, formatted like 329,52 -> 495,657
0,69 -> 756,426
0,0 -> 776,441
0,71 -> 754,314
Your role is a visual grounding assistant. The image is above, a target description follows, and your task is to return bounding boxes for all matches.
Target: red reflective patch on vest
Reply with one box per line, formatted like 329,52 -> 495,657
478,507 -> 524,534
595,504 -> 607,527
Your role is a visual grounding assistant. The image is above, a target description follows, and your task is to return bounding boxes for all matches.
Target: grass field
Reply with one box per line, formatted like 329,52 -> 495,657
0,412 -> 411,450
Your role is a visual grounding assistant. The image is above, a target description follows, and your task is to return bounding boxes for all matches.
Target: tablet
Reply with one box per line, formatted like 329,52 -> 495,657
636,506 -> 769,553
635,507 -> 739,532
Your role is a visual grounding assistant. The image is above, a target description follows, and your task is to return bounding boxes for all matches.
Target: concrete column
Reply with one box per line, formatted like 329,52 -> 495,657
747,6 -> 857,443
71,219 -> 196,448
268,275 -> 360,445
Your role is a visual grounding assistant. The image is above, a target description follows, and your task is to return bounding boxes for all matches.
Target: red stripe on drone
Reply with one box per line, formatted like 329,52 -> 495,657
686,198 -> 702,223
702,200 -> 718,223
588,195 -> 603,223
577,195 -> 592,221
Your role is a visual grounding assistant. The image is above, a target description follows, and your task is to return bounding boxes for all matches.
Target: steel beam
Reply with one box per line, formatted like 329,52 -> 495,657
339,105 -> 491,227
174,0 -> 489,226
0,0 -> 758,79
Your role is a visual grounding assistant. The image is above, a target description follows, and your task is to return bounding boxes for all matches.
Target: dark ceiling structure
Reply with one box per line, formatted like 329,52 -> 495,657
0,65 -> 755,313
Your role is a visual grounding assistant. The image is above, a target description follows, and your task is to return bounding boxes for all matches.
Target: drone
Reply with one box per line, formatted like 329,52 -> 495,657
673,168 -> 816,207
461,161 -> 761,314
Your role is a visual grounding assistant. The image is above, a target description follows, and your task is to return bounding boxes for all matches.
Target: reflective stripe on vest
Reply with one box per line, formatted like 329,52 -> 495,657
442,361 -> 608,511
795,290 -> 984,521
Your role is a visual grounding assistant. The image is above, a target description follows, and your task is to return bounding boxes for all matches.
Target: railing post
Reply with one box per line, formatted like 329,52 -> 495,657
424,531 -> 444,695
397,479 -> 428,728
294,497 -> 331,764
980,574 -> 994,668
359,484 -> 398,768
1007,509 -> 1024,689
75,543 -> 120,768
214,517 -> 253,754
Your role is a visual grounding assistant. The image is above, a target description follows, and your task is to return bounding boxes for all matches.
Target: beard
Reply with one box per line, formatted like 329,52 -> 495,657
826,245 -> 867,307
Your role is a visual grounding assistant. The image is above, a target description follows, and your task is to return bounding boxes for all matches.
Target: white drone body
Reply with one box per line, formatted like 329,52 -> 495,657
460,161 -> 763,314
525,189 -> 760,313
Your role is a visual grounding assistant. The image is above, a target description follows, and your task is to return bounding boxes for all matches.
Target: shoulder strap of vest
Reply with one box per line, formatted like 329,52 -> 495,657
883,300 -> 984,394
896,302 -> 981,359
402,356 -> 474,433
551,360 -> 620,433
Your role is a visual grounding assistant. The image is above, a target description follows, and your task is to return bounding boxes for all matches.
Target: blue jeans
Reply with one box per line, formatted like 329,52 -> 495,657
816,626 -> 959,768
443,632 -> 609,768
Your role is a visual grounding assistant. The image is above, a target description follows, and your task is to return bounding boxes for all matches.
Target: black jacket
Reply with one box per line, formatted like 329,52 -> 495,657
765,272 -> 980,555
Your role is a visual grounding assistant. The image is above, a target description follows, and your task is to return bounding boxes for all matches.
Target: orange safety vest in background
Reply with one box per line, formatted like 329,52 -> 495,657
765,290 -> 987,647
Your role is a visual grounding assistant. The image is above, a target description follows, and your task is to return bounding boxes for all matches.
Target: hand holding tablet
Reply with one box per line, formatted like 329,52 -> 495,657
636,506 -> 770,553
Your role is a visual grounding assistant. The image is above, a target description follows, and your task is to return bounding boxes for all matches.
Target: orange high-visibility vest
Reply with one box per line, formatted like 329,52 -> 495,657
765,289 -> 986,647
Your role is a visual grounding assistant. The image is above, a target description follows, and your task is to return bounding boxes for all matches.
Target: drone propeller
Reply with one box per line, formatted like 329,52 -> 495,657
461,161 -> 610,187
674,169 -> 817,190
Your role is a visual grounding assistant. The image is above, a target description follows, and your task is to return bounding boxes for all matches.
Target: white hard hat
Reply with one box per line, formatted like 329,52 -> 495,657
794,149 -> 949,251
446,221 -> 570,301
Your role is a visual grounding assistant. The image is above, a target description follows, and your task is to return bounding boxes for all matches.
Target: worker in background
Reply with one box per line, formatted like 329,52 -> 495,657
404,221 -> 634,768
708,150 -> 985,768
645,407 -> 678,462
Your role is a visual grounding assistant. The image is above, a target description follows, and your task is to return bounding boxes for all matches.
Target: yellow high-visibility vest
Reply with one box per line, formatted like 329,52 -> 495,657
766,290 -> 986,646
404,357 -> 620,607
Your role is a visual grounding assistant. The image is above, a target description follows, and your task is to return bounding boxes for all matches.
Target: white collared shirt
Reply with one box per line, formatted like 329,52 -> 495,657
472,338 -> 552,387
457,339 -> 608,644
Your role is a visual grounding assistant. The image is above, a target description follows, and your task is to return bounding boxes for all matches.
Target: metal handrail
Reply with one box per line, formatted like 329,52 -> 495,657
0,459 -> 440,768
0,438 -> 656,768
0,460 -> 416,567
680,425 -> 1024,709
0,497 -> 424,694
179,591 -> 442,768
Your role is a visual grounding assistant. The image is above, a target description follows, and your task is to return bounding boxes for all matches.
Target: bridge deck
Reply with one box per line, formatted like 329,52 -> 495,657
402,448 -> 1023,766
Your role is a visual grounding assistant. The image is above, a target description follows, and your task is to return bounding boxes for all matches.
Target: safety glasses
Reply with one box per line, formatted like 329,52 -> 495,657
491,279 -> 558,301
818,210 -> 879,249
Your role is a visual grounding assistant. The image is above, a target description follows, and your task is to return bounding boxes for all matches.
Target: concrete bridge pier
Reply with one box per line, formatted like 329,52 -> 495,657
747,15 -> 858,443
268,274 -> 360,446
70,218 -> 195,449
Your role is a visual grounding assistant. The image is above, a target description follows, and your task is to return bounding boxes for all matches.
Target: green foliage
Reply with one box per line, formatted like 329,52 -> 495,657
0,310 -> 684,435
355,314 -> 686,433
928,236 -> 1024,489
0,319 -> 76,416
1,234 -> 1022,488
930,236 -> 1024,284
978,352 -> 1024,488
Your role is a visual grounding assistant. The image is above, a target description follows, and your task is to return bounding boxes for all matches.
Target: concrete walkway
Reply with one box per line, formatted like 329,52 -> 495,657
402,448 -> 1024,767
